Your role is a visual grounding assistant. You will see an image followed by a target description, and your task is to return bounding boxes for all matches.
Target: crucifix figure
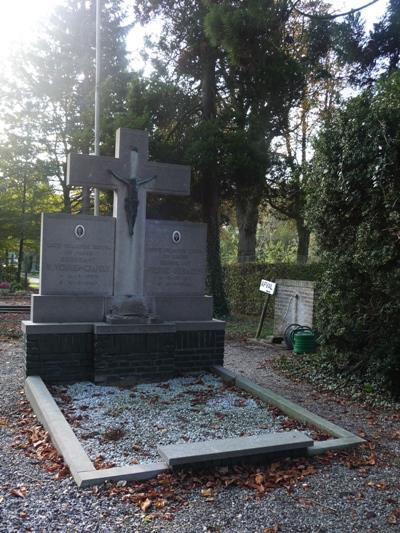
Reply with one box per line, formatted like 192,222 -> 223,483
108,149 -> 157,236
67,128 -> 191,301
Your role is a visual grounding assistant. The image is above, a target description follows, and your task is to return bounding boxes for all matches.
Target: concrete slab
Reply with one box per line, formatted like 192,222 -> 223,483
22,321 -> 94,335
76,462 -> 169,488
158,431 -> 313,467
175,319 -> 226,331
94,323 -> 176,335
31,294 -> 105,323
150,295 -> 213,321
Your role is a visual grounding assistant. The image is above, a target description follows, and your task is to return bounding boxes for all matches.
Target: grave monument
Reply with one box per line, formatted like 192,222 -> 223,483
23,128 -> 225,384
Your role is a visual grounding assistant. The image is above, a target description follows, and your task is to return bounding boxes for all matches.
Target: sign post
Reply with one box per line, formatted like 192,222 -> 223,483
256,279 -> 277,339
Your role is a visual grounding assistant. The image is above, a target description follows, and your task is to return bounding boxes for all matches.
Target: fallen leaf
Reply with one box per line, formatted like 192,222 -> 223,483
255,473 -> 265,485
141,498 -> 152,512
264,526 -> 279,533
10,487 -> 28,498
387,513 -> 397,525
155,499 -> 167,508
367,480 -> 388,490
201,488 -> 213,498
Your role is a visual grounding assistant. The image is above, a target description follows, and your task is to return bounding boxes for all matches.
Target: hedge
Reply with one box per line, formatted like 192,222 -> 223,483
0,265 -> 18,283
223,263 -> 325,316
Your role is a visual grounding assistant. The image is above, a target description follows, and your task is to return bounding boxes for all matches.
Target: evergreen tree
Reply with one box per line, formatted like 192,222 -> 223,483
336,0 -> 400,83
135,0 -> 230,316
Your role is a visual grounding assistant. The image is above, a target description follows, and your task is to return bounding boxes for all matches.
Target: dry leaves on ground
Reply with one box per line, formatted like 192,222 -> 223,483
10,400 -> 69,480
10,486 -> 28,498
96,459 -> 320,520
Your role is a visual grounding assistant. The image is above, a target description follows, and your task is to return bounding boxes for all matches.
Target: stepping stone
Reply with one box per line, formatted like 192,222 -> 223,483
158,430 -> 314,467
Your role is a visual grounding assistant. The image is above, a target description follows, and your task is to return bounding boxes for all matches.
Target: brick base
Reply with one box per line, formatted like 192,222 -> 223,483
25,333 -> 93,383
24,326 -> 225,385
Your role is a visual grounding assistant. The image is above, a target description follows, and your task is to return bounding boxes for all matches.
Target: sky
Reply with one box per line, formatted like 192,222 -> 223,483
0,0 -> 391,71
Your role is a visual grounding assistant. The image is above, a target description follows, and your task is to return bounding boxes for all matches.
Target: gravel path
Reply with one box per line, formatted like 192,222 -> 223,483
1,333 -> 399,532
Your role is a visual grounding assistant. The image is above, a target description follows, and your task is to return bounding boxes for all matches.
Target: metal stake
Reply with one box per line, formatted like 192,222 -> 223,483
94,0 -> 101,215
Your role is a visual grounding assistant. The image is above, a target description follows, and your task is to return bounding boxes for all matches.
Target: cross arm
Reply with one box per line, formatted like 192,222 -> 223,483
67,153 -> 125,190
142,161 -> 191,196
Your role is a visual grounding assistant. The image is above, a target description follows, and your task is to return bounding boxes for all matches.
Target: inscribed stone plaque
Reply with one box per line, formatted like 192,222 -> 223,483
40,214 -> 115,296
144,220 -> 207,295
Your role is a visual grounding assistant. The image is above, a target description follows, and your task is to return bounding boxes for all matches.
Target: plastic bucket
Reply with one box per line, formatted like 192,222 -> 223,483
293,330 -> 316,354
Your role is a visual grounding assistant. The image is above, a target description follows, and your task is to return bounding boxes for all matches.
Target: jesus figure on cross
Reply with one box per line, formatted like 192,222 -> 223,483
108,148 -> 157,236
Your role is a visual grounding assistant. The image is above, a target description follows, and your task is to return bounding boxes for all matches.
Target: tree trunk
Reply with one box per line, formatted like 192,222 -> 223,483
236,192 -> 260,263
296,217 -> 310,264
16,174 -> 28,284
200,41 -> 229,317
16,236 -> 24,284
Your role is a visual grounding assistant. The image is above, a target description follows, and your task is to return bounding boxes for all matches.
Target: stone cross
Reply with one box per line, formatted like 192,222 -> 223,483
67,128 -> 190,299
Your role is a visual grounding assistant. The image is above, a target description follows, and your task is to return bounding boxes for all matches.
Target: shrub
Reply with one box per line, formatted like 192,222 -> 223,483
0,266 -> 17,283
223,262 -> 324,316
308,72 -> 400,398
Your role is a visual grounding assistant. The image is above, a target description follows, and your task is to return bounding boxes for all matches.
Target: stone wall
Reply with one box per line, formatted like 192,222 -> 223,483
273,279 -> 315,337
23,321 -> 225,385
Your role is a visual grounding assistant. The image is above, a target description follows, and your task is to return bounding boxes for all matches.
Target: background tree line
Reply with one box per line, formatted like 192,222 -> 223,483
0,0 -> 398,321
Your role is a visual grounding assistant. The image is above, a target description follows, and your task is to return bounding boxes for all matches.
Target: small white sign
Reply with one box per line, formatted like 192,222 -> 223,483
259,279 -> 276,295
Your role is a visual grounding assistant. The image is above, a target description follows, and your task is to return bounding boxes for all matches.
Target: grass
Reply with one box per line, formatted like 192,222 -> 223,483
225,314 -> 273,341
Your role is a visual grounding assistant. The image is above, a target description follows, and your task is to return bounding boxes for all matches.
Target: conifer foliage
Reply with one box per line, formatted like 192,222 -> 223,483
308,72 -> 400,397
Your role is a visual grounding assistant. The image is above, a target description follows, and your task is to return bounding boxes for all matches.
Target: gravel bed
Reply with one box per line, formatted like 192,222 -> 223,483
1,327 -> 399,532
0,295 -> 31,306
52,373 -> 291,466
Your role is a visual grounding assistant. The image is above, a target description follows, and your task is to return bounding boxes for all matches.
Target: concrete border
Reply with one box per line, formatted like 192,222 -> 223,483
25,376 -> 95,485
24,376 -> 169,488
22,321 -> 94,335
212,366 -> 365,453
94,323 -> 176,335
24,366 -> 364,488
175,319 -> 226,331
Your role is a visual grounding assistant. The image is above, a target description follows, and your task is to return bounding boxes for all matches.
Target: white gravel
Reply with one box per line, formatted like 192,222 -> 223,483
52,373 -> 290,466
